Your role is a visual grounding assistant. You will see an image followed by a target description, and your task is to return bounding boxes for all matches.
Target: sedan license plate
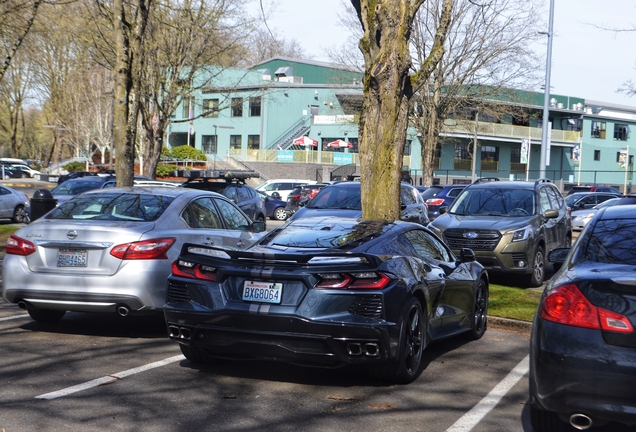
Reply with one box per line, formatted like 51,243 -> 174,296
242,281 -> 283,304
57,249 -> 87,267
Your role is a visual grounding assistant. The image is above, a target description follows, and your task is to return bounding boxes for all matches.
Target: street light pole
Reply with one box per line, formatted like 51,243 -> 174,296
539,0 -> 555,179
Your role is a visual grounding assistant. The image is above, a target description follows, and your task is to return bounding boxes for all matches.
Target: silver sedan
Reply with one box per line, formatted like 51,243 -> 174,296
0,184 -> 30,223
571,197 -> 620,231
2,187 -> 266,322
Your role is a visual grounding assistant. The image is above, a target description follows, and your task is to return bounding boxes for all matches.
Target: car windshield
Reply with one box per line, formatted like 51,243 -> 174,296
584,219 -> 636,264
307,186 -> 361,210
52,180 -> 106,196
46,193 -> 175,221
270,220 -> 390,248
450,188 -> 535,216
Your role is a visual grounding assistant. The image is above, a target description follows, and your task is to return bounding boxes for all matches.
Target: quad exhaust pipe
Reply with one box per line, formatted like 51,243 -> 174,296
570,413 -> 593,430
168,325 -> 192,340
347,342 -> 380,357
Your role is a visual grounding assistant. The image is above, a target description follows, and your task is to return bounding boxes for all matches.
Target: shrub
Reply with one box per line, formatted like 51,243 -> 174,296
156,164 -> 186,178
63,161 -> 86,172
170,145 -> 207,161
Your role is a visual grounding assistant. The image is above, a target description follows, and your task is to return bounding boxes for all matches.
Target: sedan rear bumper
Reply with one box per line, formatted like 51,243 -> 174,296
530,317 -> 636,426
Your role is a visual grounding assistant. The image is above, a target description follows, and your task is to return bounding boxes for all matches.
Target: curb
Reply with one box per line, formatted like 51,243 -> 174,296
488,315 -> 533,332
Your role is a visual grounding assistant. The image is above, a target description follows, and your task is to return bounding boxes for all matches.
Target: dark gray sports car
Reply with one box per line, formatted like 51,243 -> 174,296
164,217 -> 488,384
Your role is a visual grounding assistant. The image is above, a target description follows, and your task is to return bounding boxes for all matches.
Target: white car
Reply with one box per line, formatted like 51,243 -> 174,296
10,164 -> 41,178
256,179 -> 316,201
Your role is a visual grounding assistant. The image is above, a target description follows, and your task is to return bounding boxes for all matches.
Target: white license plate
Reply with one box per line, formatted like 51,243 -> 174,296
57,249 -> 87,267
242,281 -> 283,304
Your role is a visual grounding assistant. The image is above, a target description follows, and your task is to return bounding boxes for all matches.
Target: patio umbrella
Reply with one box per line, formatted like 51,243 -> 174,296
327,139 -> 352,148
292,136 -> 318,147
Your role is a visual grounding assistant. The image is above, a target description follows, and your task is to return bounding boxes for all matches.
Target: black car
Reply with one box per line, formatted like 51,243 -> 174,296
56,171 -> 98,185
420,184 -> 466,220
564,191 -> 621,211
178,170 -> 266,223
51,175 -> 117,205
292,181 -> 429,226
530,205 -> 636,431
164,217 -> 488,384
284,183 -> 328,218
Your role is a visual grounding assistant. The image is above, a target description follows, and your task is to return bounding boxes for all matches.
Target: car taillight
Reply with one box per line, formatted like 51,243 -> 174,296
110,238 -> 176,260
6,234 -> 36,256
426,198 -> 445,206
315,272 -> 391,289
171,259 -> 217,281
540,284 -> 634,333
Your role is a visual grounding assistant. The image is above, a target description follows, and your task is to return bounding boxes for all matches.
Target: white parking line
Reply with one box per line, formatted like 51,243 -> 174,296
0,314 -> 30,321
35,354 -> 186,400
445,355 -> 530,432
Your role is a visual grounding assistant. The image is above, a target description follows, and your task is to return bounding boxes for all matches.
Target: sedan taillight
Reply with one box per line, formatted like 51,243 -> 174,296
426,198 -> 445,206
110,238 -> 176,260
6,234 -> 36,256
540,283 -> 634,333
315,272 -> 391,289
171,259 -> 217,281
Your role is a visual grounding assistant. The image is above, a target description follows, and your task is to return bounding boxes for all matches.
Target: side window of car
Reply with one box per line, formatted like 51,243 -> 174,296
545,186 -> 563,210
237,186 -> 251,202
403,229 -> 451,262
539,188 -> 552,213
0,186 -> 9,196
400,186 -> 416,205
215,198 -> 250,230
182,198 -> 222,229
224,186 -> 239,202
449,188 -> 463,198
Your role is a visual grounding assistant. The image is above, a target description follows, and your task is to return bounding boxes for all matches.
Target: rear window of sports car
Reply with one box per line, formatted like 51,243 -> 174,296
269,221 -> 389,248
46,193 -> 175,222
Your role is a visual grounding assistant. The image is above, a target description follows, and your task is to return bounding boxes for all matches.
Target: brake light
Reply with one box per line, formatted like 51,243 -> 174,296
540,284 -> 634,333
6,234 -> 36,256
315,272 -> 391,289
110,238 -> 175,260
426,198 -> 445,206
171,259 -> 217,281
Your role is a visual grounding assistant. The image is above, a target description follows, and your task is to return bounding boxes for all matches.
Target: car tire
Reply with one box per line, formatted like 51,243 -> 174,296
12,205 -> 28,223
464,278 -> 488,340
529,246 -> 545,287
529,405 -> 573,432
179,343 -> 221,364
273,207 -> 287,221
27,309 -> 66,323
371,297 -> 426,384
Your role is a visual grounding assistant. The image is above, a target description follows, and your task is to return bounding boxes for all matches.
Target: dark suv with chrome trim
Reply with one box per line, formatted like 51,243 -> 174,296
429,178 -> 571,286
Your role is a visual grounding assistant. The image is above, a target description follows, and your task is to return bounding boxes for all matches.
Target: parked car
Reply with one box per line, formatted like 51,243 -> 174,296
164,217 -> 488,384
420,185 -> 466,220
571,197 -> 620,231
178,170 -> 266,224
6,164 -> 40,178
292,181 -> 429,226
51,176 -> 117,205
0,184 -> 30,223
1,187 -> 267,323
566,185 -> 621,195
257,190 -> 287,221
564,191 -> 621,211
430,178 -> 571,287
284,183 -> 329,218
255,179 -> 316,201
56,171 -> 98,185
530,205 -> 636,432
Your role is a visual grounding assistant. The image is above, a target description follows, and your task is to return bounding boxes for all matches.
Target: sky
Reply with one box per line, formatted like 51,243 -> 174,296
250,0 -> 636,108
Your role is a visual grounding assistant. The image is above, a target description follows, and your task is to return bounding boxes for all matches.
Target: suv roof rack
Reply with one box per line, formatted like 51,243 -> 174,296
471,177 -> 500,184
173,169 -> 258,183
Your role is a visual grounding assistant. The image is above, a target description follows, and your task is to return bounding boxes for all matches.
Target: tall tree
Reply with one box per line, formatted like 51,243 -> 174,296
0,0 -> 41,83
351,0 -> 452,219
411,0 -> 542,185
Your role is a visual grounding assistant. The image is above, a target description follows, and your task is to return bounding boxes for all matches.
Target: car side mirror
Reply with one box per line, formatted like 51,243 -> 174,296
548,247 -> 569,263
251,221 -> 266,233
459,248 -> 475,262
543,209 -> 559,219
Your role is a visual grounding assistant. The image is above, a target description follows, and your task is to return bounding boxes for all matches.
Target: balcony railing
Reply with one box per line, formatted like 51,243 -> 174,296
444,120 -> 581,143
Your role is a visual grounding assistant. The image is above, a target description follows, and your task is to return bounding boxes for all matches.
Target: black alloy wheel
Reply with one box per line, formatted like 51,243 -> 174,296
465,278 -> 488,340
12,205 -> 29,223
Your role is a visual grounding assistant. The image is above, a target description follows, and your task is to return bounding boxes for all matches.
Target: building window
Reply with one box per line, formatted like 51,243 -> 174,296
202,135 -> 217,154
481,145 -> 499,171
591,121 -> 606,139
203,99 -> 219,118
182,98 -> 193,118
453,143 -> 471,171
594,150 -> 601,161
249,97 -> 261,117
404,140 -> 412,156
230,135 -> 242,149
231,98 -> 243,117
614,123 -> 629,141
248,135 -> 260,149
